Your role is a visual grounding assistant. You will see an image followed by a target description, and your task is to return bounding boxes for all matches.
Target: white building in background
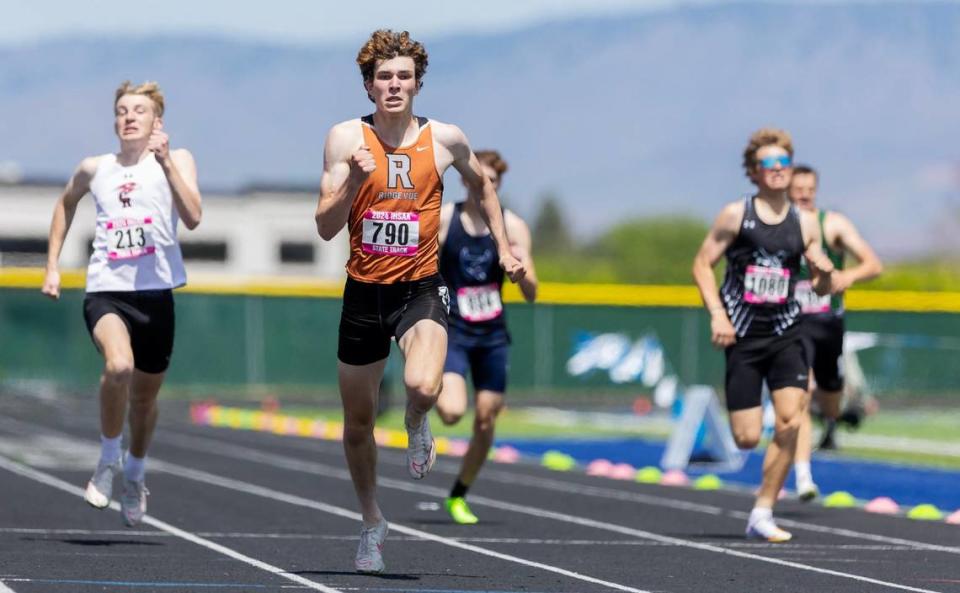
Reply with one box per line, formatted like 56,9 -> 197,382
0,181 -> 349,280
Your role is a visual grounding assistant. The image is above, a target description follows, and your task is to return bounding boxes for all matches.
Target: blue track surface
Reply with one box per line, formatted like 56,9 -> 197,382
498,437 -> 960,510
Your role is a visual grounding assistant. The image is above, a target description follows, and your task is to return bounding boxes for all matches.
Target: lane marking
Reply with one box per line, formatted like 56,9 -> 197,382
0,528 -> 927,551
167,429 -> 960,556
148,461 -> 653,593
150,433 -> 951,593
0,582 -> 17,593
0,455 -> 342,593
2,578 -> 271,589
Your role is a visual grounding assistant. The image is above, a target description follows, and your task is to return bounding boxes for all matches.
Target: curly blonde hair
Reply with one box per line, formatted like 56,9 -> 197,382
356,30 -> 428,100
742,127 -> 793,178
114,80 -> 165,117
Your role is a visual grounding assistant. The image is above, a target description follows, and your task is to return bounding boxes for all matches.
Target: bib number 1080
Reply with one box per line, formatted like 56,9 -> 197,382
362,210 -> 420,257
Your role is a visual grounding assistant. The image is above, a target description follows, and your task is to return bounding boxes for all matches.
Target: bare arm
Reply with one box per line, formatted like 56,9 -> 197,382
438,124 -> 524,282
42,158 -> 97,300
828,212 -> 883,293
148,127 -> 202,229
504,210 -> 537,302
800,210 -> 835,296
438,202 -> 454,246
315,121 -> 371,241
692,201 -> 743,348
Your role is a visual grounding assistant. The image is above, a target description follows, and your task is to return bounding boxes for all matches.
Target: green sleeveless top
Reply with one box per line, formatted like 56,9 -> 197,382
797,209 -> 845,314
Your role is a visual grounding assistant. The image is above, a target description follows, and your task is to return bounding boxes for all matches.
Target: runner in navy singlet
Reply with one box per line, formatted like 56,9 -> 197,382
435,150 -> 537,525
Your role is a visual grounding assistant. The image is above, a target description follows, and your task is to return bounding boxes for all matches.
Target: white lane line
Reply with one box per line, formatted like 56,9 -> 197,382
0,528 -> 924,551
167,430 -> 960,556
0,455 -> 342,593
151,435 -> 950,593
0,582 -> 18,592
148,460 -> 654,593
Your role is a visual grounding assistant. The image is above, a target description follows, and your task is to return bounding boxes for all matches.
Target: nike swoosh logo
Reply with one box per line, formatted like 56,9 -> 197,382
416,146 -> 429,152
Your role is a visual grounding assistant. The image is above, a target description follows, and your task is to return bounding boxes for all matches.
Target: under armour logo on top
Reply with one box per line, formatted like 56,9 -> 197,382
117,182 -> 137,208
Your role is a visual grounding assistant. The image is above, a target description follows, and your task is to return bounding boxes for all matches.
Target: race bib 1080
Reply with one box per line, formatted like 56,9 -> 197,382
361,210 -> 419,257
106,217 -> 155,261
744,265 -> 790,304
456,284 -> 503,322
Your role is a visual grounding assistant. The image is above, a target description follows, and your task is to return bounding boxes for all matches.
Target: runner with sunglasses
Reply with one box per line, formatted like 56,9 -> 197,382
693,128 -> 833,541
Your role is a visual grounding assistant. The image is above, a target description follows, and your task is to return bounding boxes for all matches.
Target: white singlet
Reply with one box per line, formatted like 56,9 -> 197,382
85,153 -> 187,292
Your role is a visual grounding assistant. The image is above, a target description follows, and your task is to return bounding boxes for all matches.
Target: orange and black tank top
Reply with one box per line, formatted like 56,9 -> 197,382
345,115 -> 444,284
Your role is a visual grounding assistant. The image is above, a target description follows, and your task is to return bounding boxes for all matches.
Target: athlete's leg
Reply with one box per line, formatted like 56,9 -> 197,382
92,314 -> 135,441
437,335 -> 468,426
757,386 -> 806,508
436,372 -> 468,426
793,378 -> 819,500
85,314 -> 134,508
339,358 -> 388,524
398,319 -> 446,479
729,407 -> 763,451
398,319 -> 447,426
458,389 -> 504,486
127,370 -> 163,458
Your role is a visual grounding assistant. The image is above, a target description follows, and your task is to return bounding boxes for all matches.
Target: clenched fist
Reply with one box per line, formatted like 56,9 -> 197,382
349,145 -> 376,181
499,253 -> 526,283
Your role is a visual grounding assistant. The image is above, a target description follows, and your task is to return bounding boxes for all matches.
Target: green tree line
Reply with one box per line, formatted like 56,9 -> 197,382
529,194 -> 960,290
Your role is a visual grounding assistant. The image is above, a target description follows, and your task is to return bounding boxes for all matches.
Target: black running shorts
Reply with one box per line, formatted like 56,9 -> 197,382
724,328 -> 809,412
338,274 -> 449,366
83,290 -> 175,374
800,313 -> 845,392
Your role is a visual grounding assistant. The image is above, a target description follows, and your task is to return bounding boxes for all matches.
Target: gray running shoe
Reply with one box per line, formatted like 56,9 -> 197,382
84,458 -> 122,509
355,519 -> 388,574
406,417 -> 436,480
120,478 -> 149,527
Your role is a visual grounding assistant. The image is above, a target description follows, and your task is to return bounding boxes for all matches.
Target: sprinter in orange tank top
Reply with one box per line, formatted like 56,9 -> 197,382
314,29 -> 524,575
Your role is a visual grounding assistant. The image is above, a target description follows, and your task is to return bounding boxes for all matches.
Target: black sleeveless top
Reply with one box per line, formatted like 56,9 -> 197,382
439,203 -> 509,347
719,196 -> 804,338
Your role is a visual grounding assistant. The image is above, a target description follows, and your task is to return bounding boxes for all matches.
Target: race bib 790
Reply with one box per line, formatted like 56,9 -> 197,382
361,210 -> 419,257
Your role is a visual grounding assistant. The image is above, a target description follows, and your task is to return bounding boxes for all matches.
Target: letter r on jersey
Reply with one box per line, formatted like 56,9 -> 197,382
387,154 -> 414,190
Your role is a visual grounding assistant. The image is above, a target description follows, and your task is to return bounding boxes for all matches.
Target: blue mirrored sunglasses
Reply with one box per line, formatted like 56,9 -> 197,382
759,155 -> 792,169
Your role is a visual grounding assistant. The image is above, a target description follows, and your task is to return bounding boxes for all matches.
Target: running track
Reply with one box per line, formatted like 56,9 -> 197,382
0,392 -> 958,593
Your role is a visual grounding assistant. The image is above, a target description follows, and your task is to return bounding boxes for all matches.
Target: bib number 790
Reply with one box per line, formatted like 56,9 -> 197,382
362,210 -> 420,256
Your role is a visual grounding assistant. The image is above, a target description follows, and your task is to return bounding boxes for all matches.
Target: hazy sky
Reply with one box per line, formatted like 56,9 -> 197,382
3,0 -> 931,46
4,0 -> 686,46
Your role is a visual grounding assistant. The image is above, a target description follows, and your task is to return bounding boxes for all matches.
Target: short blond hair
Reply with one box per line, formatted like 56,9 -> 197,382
742,127 -> 793,178
114,80 -> 165,117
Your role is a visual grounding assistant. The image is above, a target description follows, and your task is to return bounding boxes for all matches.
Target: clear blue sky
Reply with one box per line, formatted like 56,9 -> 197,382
5,0 -> 689,46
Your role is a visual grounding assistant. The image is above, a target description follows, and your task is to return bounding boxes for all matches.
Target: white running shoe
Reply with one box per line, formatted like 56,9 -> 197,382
355,519 -> 388,574
796,477 -> 820,503
746,516 -> 793,543
406,417 -> 436,480
120,478 -> 149,527
84,458 -> 122,509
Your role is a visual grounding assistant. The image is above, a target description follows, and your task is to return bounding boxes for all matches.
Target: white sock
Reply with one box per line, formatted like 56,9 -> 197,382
124,454 -> 146,482
99,434 -> 122,466
794,461 -> 812,483
749,506 -> 773,525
